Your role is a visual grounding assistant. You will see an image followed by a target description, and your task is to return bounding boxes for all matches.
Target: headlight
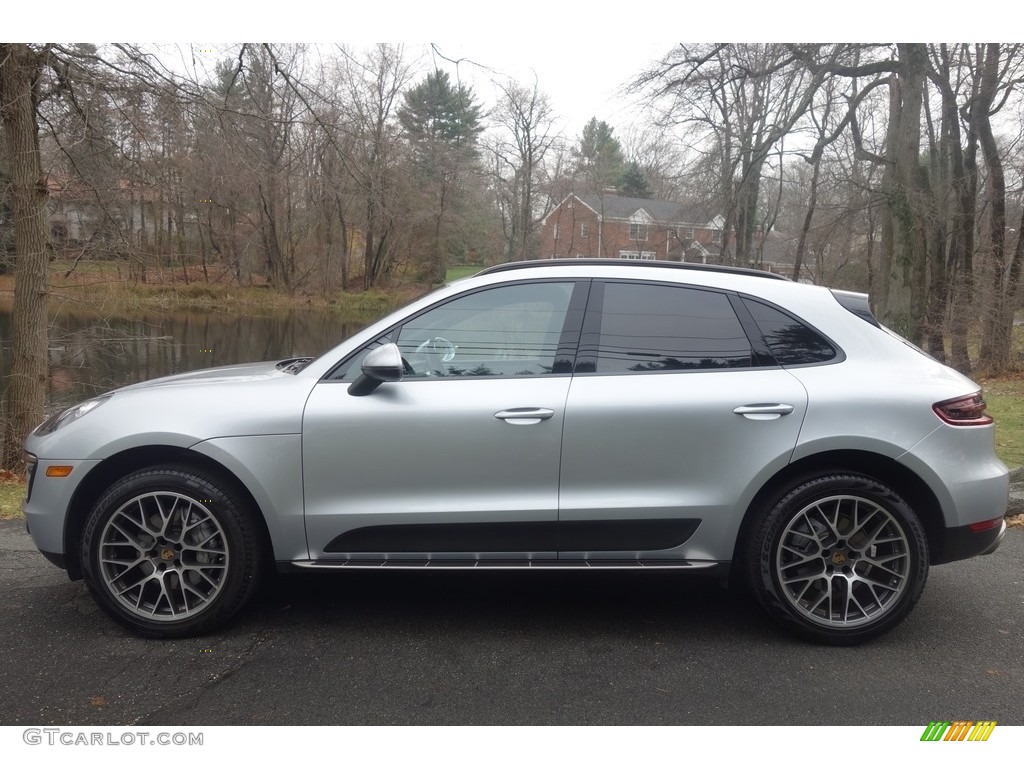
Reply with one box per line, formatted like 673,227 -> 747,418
33,396 -> 112,436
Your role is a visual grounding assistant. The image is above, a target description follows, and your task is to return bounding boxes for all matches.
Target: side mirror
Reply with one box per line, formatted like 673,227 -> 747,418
347,343 -> 404,396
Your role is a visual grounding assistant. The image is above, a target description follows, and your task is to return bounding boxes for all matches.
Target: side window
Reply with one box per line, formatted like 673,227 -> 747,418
585,282 -> 753,373
396,282 -> 575,378
742,298 -> 836,365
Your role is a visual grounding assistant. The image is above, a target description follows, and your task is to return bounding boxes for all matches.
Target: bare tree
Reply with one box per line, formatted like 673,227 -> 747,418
971,44 -> 1024,372
336,45 -> 414,289
488,78 -> 557,262
634,44 -> 836,264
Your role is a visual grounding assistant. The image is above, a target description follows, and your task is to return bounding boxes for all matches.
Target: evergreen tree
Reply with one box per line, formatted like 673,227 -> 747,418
573,117 -> 625,191
618,161 -> 652,198
399,70 -> 483,281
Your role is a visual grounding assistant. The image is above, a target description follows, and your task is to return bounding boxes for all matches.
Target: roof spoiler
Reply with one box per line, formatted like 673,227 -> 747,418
830,289 -> 880,328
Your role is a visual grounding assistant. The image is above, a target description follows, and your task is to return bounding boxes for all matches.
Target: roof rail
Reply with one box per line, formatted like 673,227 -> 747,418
476,258 -> 789,281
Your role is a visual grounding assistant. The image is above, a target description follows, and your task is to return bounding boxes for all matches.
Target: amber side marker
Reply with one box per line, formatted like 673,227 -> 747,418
45,466 -> 73,478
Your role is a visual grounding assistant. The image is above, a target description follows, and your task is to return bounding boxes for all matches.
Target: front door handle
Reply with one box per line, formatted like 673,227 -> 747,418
494,408 -> 556,425
733,403 -> 794,420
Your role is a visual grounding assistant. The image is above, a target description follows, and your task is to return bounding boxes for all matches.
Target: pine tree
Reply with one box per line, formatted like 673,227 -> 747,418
398,70 -> 483,281
573,117 -> 625,192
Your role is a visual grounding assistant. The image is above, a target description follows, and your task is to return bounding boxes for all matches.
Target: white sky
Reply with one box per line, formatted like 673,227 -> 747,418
11,2 -> 1008,143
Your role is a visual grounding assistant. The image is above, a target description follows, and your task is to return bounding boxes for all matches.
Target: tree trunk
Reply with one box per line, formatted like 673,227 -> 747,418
877,46 -> 929,342
793,156 -> 822,281
975,45 -> 1017,372
0,44 -> 51,471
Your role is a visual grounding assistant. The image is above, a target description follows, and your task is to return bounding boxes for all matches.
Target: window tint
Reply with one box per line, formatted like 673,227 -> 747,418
588,282 -> 753,373
743,298 -> 836,365
397,282 -> 574,378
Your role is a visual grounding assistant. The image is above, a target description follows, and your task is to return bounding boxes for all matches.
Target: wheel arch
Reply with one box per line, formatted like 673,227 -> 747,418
732,449 -> 945,571
63,445 -> 273,580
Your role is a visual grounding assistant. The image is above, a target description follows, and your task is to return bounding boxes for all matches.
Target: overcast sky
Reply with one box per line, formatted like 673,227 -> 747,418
12,2 -> 1003,143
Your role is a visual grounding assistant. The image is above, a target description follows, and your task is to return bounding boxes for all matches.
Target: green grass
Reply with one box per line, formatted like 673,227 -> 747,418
979,375 -> 1024,469
0,477 -> 24,520
3,261 -> 415,317
445,265 -> 481,283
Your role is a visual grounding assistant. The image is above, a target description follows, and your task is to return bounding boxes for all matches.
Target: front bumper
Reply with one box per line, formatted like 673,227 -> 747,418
21,458 -> 99,575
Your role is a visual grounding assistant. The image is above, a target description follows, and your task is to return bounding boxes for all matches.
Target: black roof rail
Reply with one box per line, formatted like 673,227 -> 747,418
476,258 -> 790,281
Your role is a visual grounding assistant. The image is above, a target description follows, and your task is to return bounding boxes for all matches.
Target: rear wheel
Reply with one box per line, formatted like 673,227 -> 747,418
747,473 -> 929,645
80,465 -> 263,638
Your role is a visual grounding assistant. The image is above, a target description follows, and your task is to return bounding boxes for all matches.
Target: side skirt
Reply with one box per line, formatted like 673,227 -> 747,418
282,558 -> 721,571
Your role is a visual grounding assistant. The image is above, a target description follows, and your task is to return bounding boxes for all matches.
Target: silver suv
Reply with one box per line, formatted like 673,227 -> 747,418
22,260 -> 1008,644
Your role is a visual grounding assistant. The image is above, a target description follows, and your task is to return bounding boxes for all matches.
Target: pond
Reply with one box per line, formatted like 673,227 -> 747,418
0,306 -> 372,415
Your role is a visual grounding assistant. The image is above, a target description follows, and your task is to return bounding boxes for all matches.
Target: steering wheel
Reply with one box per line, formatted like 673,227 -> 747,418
415,336 -> 457,375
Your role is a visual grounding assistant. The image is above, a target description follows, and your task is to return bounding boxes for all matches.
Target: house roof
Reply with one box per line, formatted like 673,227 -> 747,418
576,193 -> 686,224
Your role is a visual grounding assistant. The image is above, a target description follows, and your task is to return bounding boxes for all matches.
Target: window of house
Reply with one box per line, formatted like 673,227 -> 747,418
584,282 -> 753,373
618,250 -> 656,261
553,224 -> 560,240
711,229 -> 722,244
629,223 -> 648,241
680,226 -> 694,240
581,222 -> 589,237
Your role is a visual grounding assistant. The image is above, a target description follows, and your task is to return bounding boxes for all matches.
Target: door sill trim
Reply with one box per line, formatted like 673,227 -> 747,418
292,558 -> 719,571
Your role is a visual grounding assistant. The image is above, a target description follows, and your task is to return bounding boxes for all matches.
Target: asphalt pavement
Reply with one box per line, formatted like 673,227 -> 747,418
0,516 -> 1021,726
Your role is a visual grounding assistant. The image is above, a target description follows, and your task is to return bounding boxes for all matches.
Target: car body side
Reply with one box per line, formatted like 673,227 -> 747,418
22,265 -> 1008,581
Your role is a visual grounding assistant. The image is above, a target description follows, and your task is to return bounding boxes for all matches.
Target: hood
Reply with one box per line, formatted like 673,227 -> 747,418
114,360 -> 287,392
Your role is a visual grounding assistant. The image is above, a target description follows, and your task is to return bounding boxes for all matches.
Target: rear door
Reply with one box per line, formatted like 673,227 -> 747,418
557,279 -> 808,562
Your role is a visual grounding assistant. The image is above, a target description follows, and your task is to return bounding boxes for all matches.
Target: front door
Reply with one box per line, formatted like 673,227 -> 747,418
302,280 -> 583,561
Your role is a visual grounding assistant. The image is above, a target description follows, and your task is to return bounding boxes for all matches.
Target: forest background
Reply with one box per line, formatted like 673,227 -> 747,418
4,36 -> 1024,475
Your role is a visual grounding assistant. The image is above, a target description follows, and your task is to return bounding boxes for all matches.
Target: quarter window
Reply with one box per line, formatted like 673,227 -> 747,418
742,298 -> 836,365
585,282 -> 753,373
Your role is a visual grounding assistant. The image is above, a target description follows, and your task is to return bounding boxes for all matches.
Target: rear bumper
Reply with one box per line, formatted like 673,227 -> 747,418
931,519 -> 1006,565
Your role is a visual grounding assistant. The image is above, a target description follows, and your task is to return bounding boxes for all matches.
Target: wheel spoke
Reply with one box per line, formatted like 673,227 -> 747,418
775,493 -> 912,631
98,491 -> 230,623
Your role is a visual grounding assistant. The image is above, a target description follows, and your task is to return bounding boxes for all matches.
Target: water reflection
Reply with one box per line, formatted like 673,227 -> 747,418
0,308 -> 368,414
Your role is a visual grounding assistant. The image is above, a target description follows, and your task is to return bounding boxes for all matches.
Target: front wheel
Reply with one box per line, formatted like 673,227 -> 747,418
747,474 -> 929,645
80,465 -> 263,638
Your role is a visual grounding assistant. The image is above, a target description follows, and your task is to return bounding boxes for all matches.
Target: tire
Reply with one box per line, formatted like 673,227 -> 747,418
80,464 -> 263,638
746,473 -> 929,645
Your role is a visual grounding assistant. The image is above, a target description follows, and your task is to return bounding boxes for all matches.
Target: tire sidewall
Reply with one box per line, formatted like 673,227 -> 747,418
751,473 -> 929,645
80,465 -> 260,638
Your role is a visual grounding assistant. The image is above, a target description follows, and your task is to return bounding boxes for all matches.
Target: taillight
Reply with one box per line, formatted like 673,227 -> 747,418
933,392 -> 993,426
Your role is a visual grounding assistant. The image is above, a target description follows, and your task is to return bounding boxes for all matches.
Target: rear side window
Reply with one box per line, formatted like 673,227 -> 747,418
583,282 -> 753,373
742,298 -> 836,365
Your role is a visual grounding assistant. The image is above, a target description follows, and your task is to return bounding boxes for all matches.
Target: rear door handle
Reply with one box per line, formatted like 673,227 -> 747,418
733,403 -> 794,420
494,408 -> 556,425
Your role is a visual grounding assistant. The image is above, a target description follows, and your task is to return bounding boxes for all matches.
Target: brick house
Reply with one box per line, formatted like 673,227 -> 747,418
539,192 -> 724,263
